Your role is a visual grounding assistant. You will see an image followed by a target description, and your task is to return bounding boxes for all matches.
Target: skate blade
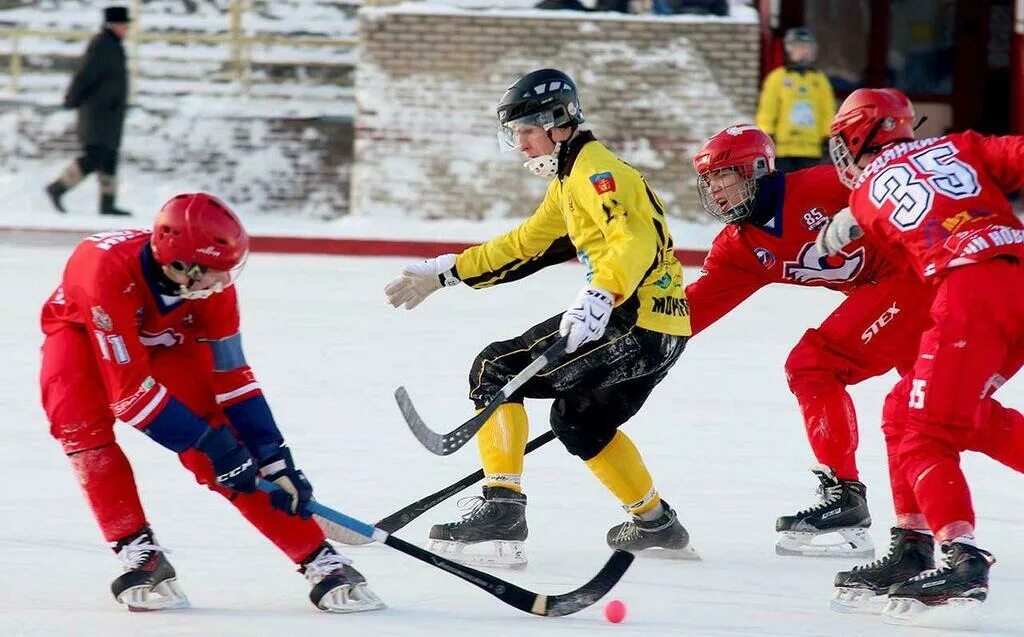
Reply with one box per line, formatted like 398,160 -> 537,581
775,528 -> 875,559
118,578 -> 190,612
882,595 -> 983,629
634,545 -> 702,561
426,539 -> 527,569
829,587 -> 886,615
318,583 -> 387,614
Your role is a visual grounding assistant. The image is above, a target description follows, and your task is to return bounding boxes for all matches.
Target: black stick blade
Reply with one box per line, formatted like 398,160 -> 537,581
535,550 -> 635,617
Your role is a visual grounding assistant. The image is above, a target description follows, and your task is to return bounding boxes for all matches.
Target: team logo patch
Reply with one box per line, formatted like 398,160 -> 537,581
800,207 -> 829,232
589,172 -> 616,194
91,306 -> 113,331
753,247 -> 776,269
783,241 -> 865,284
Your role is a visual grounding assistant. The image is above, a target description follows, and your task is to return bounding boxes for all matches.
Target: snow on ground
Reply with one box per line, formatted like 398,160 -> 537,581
2,246 -> 1023,636
0,163 -> 724,248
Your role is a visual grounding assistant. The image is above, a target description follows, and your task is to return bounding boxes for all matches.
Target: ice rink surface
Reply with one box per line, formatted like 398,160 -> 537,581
2,245 -> 1022,636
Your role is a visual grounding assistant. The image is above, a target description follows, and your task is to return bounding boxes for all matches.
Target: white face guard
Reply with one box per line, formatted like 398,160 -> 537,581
829,135 -> 861,189
498,112 -> 560,178
696,167 -> 758,224
168,252 -> 247,300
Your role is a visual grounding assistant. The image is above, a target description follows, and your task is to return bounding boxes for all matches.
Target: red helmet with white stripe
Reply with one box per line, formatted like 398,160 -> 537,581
829,88 -> 916,188
693,125 -> 776,224
151,193 -> 249,299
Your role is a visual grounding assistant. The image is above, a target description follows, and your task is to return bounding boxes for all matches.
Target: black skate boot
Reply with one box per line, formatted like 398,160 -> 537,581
300,542 -> 385,613
831,527 -> 935,613
883,542 -> 996,624
606,499 -> 700,560
110,526 -> 189,611
427,486 -> 528,568
775,464 -> 873,558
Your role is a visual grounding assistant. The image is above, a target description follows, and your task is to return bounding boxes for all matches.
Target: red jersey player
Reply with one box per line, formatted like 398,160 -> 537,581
689,125 -> 935,559
819,88 -> 1024,619
691,126 -> 1024,573
39,193 -> 384,613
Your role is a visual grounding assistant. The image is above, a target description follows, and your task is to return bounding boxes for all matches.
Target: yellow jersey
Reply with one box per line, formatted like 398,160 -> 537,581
454,132 -> 690,337
755,66 -> 836,159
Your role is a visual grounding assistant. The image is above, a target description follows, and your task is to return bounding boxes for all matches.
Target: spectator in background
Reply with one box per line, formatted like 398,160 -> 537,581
45,6 -> 131,216
755,28 -> 836,172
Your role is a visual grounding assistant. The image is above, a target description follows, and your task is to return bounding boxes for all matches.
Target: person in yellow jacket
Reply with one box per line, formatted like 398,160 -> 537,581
756,27 -> 836,172
384,68 -> 696,568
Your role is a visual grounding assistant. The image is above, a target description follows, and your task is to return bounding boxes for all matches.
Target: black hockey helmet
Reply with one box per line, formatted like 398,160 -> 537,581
496,69 -> 584,150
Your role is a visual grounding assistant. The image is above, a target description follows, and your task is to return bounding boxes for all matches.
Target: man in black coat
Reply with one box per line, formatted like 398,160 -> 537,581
46,6 -> 131,216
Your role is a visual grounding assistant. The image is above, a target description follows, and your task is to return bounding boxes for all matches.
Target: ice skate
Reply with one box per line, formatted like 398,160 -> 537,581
882,541 -> 995,627
831,527 -> 934,614
110,526 -> 189,611
775,464 -> 873,558
427,486 -> 528,569
606,500 -> 700,560
301,542 -> 386,613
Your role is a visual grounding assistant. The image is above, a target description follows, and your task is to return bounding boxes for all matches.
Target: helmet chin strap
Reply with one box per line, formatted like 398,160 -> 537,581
523,142 -> 561,178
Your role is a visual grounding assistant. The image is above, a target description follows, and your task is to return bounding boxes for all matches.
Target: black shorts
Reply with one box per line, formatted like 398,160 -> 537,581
468,312 -> 686,460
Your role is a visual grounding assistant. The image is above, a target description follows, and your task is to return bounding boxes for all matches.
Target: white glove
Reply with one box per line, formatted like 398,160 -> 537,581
559,285 -> 615,354
815,207 -> 864,257
384,253 -> 460,310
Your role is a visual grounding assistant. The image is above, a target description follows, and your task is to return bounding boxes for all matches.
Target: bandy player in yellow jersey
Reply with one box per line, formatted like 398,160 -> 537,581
385,69 -> 695,568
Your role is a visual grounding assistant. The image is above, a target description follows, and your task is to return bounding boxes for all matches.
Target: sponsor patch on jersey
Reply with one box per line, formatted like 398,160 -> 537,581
589,172 -> 616,195
654,272 -> 672,290
753,247 -> 776,269
91,306 -> 113,331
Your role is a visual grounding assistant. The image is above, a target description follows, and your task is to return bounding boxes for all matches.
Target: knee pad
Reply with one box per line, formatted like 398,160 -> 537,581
550,398 -> 618,460
897,429 -> 959,487
785,331 -> 845,395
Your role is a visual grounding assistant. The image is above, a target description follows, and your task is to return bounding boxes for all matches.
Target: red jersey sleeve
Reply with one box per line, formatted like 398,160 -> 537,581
961,130 -> 1024,194
686,231 -> 767,336
193,286 -> 263,408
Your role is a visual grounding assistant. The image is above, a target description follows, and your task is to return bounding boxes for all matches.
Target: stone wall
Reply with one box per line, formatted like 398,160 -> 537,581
0,104 -> 353,217
353,8 -> 760,220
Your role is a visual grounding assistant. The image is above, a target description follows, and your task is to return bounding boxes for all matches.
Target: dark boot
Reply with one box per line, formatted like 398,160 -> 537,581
98,172 -> 131,216
45,181 -> 68,213
45,160 -> 84,213
100,193 -> 132,216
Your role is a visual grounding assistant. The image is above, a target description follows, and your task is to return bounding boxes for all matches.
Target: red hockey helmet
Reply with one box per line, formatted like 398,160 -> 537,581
151,193 -> 249,299
829,88 -> 916,188
693,125 -> 776,224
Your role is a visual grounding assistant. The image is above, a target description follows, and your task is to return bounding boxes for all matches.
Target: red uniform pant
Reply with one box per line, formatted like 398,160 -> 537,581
785,272 -> 933,480
39,326 -> 324,562
881,259 -> 1024,542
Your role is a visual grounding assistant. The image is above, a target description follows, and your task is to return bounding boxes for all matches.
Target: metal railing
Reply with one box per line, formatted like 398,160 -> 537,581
0,0 -> 358,97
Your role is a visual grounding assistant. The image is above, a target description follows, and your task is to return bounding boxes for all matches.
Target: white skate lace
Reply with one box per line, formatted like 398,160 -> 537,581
453,495 -> 488,524
794,481 -> 842,517
115,535 -> 165,571
852,534 -> 900,572
304,549 -> 354,583
905,544 -> 982,582
613,520 -> 643,543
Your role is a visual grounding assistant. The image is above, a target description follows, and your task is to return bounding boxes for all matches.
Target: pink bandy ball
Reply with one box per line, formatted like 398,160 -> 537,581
604,599 -> 627,623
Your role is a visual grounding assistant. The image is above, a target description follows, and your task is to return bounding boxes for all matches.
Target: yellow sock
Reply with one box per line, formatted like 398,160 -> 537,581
585,430 -> 662,515
477,403 -> 529,493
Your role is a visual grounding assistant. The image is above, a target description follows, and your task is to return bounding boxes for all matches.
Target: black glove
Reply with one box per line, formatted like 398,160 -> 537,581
194,426 -> 257,492
259,445 -> 313,518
